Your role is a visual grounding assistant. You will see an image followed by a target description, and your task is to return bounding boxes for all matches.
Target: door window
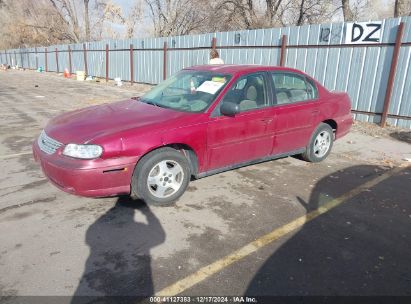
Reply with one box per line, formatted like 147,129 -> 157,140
220,74 -> 268,113
271,73 -> 318,105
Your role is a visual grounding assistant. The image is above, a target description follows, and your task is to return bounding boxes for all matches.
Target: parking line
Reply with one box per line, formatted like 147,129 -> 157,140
0,152 -> 32,159
155,166 -> 406,296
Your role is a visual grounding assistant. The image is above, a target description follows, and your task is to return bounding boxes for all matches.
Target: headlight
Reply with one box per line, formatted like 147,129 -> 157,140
62,144 -> 103,159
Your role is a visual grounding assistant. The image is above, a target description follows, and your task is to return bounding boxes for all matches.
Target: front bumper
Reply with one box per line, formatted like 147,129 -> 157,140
33,141 -> 138,197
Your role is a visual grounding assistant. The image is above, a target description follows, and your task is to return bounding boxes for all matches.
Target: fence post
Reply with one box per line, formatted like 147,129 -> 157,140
211,37 -> 217,49
68,45 -> 72,75
83,43 -> 88,76
45,48 -> 48,72
4,51 -> 7,65
14,51 -> 17,67
279,35 -> 287,66
163,41 -> 167,80
27,51 -> 30,69
130,44 -> 134,85
20,49 -> 24,68
55,48 -> 59,73
35,47 -> 38,70
380,22 -> 404,128
105,44 -> 109,82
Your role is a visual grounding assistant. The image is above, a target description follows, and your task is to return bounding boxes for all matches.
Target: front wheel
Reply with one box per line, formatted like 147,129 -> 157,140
131,148 -> 191,206
301,123 -> 334,162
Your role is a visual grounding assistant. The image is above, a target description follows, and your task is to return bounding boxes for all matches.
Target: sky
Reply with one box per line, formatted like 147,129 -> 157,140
110,0 -> 153,37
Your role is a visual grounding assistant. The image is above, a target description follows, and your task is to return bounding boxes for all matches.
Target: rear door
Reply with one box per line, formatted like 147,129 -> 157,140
267,72 -> 320,154
206,73 -> 274,170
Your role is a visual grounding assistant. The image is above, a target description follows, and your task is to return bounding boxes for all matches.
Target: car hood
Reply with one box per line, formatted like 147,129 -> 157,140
45,99 -> 193,144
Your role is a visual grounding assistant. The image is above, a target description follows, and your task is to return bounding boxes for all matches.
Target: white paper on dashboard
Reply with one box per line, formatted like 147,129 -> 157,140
196,81 -> 224,94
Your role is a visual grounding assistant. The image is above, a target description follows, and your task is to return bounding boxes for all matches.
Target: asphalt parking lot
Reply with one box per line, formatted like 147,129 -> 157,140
0,70 -> 410,300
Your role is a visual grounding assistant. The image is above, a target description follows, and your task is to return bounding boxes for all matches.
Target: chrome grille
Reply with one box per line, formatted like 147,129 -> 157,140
38,130 -> 63,155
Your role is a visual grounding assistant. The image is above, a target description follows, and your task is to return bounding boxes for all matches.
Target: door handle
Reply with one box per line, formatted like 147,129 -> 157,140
312,109 -> 320,114
260,118 -> 273,123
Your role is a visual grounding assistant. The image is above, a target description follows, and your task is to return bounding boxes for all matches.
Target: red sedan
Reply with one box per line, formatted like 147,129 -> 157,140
33,65 -> 352,206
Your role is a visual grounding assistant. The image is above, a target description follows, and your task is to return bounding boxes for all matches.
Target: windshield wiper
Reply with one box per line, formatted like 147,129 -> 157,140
142,99 -> 168,109
140,98 -> 159,107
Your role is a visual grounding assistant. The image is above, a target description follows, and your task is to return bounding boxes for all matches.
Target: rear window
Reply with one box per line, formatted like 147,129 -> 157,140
271,72 -> 318,105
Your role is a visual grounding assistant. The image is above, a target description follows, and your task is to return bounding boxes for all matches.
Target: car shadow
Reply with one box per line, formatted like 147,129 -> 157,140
72,196 -> 165,301
389,131 -> 411,145
245,164 -> 411,296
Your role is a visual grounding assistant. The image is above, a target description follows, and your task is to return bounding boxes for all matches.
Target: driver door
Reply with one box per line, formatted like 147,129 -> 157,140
206,73 -> 274,171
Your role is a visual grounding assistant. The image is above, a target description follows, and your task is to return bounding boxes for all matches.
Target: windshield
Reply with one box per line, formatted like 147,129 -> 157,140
140,71 -> 232,113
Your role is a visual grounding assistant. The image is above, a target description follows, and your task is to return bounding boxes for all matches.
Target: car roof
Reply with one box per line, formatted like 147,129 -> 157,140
183,64 -> 303,75
181,64 -> 326,91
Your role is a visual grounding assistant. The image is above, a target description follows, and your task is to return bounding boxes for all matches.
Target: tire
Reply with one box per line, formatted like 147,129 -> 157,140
131,147 -> 191,206
301,123 -> 334,163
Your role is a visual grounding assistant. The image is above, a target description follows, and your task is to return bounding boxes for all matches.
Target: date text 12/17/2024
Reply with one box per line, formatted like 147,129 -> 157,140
149,296 -> 257,303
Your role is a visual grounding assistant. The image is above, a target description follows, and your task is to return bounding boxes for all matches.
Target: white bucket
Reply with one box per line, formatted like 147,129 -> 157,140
114,77 -> 122,86
76,71 -> 86,81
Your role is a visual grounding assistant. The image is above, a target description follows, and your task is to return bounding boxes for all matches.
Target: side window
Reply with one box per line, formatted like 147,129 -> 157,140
306,80 -> 318,99
272,73 -> 318,105
221,74 -> 267,112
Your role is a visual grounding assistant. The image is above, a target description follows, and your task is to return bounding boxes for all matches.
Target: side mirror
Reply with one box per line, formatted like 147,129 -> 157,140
220,102 -> 240,117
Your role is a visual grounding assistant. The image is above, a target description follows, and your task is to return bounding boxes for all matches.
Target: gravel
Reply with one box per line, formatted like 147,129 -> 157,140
352,121 -> 411,145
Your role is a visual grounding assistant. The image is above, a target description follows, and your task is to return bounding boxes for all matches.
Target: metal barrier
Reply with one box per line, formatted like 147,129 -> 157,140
1,16 -> 411,128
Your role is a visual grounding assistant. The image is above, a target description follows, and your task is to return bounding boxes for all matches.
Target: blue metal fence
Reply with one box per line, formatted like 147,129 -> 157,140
1,16 -> 410,128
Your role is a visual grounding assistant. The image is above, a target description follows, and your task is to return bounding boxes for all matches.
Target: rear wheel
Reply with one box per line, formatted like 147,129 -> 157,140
301,123 -> 334,162
131,148 -> 191,206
